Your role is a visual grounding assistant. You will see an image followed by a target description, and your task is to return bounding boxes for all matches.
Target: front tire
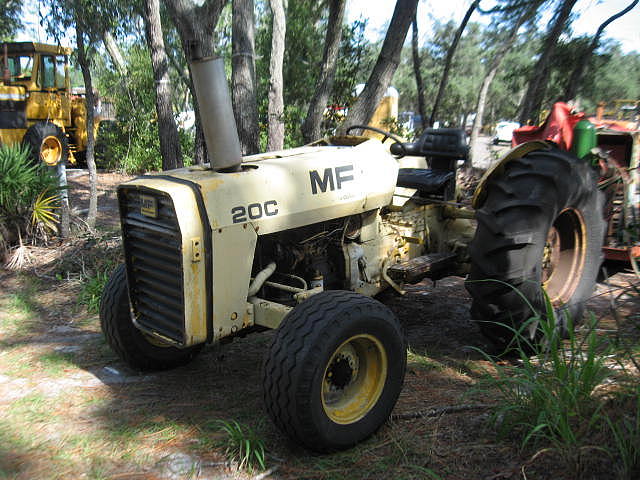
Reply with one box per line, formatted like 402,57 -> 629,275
23,121 -> 70,166
262,291 -> 406,451
99,264 -> 203,371
466,144 -> 605,350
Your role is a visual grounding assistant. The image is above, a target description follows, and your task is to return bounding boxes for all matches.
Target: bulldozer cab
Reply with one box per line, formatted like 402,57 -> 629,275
3,42 -> 71,90
2,43 -> 72,126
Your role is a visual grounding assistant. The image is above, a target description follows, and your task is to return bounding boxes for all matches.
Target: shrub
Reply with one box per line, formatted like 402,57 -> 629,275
0,143 -> 60,249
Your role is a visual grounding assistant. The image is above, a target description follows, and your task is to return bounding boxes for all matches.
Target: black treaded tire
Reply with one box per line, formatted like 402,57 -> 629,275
262,290 -> 406,452
99,264 -> 203,371
466,144 -> 605,350
23,121 -> 70,166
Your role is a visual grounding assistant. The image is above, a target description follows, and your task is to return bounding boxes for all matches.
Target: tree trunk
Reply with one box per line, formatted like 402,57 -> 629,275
428,0 -> 479,127
143,0 -> 183,170
232,0 -> 260,155
563,0 -> 638,101
164,0 -> 227,164
102,31 -> 127,76
518,0 -> 578,125
468,8 -> 533,166
75,19 -> 98,229
267,0 -> 287,151
411,13 -> 426,131
301,0 -> 346,143
341,0 -> 418,131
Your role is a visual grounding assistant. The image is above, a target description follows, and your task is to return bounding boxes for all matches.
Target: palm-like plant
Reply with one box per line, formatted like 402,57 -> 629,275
0,143 -> 61,252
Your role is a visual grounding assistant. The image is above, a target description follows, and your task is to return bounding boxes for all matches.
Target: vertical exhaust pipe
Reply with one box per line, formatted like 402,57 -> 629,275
190,54 -> 242,172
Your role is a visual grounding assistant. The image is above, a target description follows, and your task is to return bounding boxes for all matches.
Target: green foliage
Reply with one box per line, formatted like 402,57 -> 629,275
394,20 -> 487,129
379,116 -> 412,139
0,0 -> 22,40
0,143 -> 60,248
488,31 -> 541,123
96,38 -> 194,174
78,267 -> 111,314
332,19 -> 372,108
493,316 -> 607,458
94,44 -> 193,173
578,40 -> 640,113
31,189 -> 60,235
473,289 -> 640,476
255,4 -> 373,146
606,389 -> 640,479
93,45 -> 161,173
216,420 -> 266,471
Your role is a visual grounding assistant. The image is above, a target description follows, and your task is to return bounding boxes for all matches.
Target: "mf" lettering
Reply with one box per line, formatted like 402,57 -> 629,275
309,165 -> 354,194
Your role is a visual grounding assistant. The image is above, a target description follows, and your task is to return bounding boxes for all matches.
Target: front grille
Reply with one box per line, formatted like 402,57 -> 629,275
119,187 -> 185,344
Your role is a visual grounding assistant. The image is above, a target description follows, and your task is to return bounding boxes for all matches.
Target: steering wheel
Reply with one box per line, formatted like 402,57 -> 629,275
345,124 -> 407,158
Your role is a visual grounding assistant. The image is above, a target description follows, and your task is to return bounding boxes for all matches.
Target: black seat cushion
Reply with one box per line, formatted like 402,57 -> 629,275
396,168 -> 454,194
419,128 -> 468,161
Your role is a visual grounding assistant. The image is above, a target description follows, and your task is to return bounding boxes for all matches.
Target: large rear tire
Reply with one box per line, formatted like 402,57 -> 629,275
99,264 -> 203,371
262,290 -> 406,451
23,121 -> 70,167
466,144 -> 605,350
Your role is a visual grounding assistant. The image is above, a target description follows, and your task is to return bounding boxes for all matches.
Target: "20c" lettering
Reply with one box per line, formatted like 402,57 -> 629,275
231,200 -> 279,223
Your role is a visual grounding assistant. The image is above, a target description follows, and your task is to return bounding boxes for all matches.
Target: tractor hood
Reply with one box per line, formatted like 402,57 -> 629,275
122,138 -> 399,235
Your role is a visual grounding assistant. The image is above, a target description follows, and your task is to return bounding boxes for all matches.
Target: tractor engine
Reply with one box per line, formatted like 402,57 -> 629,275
252,216 -> 354,302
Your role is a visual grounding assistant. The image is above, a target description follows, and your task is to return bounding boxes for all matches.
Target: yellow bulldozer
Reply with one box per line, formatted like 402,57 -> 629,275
0,41 -> 105,166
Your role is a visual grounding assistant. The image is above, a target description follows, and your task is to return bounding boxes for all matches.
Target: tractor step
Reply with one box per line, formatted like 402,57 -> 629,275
386,252 -> 457,284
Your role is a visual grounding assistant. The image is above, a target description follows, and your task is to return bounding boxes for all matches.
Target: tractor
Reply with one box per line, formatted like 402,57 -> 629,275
0,42 -> 106,166
512,101 -> 639,269
99,55 -> 605,451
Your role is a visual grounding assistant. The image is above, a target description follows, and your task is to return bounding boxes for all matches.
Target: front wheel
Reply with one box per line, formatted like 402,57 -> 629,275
23,121 -> 70,166
466,144 -> 605,350
262,291 -> 406,451
99,264 -> 203,371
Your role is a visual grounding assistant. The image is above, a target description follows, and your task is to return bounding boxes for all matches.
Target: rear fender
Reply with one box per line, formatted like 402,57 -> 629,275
472,140 -> 550,209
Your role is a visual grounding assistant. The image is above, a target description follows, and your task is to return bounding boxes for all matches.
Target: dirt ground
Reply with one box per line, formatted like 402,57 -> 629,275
0,171 -> 638,480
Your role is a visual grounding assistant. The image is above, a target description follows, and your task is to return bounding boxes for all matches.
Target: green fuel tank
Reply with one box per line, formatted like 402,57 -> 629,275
571,119 -> 596,160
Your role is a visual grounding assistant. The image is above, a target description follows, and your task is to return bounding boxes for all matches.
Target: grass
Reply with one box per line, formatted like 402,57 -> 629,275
0,277 -> 41,337
605,387 -> 640,479
1,245 -> 638,479
7,394 -> 50,423
473,290 -> 640,478
406,348 -> 445,371
216,419 -> 266,471
0,418 -> 34,478
77,267 -> 112,314
37,351 -> 76,376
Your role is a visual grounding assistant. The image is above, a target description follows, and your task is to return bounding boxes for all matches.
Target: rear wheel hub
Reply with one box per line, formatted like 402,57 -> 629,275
542,208 -> 587,304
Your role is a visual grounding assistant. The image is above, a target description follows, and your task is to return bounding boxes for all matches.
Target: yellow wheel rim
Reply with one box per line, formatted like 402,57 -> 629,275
542,208 -> 587,304
321,334 -> 388,425
41,135 -> 62,166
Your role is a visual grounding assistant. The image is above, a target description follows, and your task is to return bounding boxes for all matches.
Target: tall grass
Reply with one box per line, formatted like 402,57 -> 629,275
216,419 -> 266,471
606,388 -> 640,479
475,291 -> 640,477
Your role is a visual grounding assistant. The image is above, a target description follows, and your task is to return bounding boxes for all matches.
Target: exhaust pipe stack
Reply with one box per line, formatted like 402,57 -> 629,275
190,55 -> 242,172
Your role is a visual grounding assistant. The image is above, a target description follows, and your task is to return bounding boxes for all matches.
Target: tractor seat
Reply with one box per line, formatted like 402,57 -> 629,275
396,168 -> 454,194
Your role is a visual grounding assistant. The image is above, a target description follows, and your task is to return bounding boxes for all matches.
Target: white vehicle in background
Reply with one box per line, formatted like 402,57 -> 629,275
493,121 -> 520,145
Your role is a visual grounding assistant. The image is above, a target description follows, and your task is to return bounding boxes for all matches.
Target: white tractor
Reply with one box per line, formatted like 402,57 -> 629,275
100,55 -> 605,451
